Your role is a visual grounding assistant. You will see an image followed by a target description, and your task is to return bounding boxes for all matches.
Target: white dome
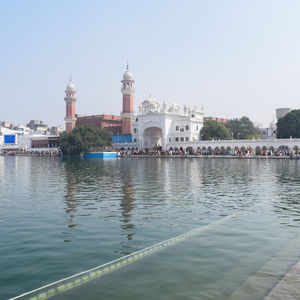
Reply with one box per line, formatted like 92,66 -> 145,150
144,95 -> 159,105
141,95 -> 160,114
66,80 -> 76,92
123,69 -> 133,81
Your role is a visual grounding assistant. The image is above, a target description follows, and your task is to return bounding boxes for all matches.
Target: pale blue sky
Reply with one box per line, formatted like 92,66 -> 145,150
1,0 -> 300,127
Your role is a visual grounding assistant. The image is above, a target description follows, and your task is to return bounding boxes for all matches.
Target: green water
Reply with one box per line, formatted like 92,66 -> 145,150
0,157 -> 299,299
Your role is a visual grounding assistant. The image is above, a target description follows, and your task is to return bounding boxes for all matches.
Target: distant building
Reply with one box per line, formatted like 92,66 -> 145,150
204,117 -> 228,124
259,120 -> 276,139
276,108 -> 292,120
0,121 -> 14,129
0,127 -> 18,149
0,124 -> 61,153
50,126 -> 63,136
27,120 -> 48,133
31,136 -> 59,149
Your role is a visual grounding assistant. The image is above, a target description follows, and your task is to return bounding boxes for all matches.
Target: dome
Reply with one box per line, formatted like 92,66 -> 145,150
66,80 -> 76,92
122,63 -> 134,81
144,95 -> 159,105
141,94 -> 160,114
123,69 -> 133,81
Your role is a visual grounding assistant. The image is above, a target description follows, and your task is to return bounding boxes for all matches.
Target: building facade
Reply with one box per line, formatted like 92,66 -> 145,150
64,65 -> 135,135
132,96 -> 204,149
76,115 -> 122,135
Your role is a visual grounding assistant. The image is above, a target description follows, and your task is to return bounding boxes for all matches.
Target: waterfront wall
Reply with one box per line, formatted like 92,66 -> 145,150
113,138 -> 300,151
166,138 -> 300,151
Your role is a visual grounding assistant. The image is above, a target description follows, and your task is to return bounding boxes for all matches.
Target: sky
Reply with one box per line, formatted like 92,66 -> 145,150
1,0 -> 300,128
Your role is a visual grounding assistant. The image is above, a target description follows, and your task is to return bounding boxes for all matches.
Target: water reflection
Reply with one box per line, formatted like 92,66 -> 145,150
119,160 -> 136,248
62,159 -> 82,242
3,157 -> 300,300
273,160 -> 300,227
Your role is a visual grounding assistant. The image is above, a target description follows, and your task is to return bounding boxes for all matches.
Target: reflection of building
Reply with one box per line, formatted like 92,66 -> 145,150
204,117 -> 228,124
276,108 -> 292,120
120,182 -> 136,241
132,97 -> 203,149
119,161 -> 136,243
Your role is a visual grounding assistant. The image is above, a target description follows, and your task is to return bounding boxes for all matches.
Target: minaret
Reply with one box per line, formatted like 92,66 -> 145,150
64,78 -> 77,132
121,63 -> 134,134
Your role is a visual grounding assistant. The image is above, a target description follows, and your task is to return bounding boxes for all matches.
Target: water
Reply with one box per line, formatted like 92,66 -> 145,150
0,157 -> 299,299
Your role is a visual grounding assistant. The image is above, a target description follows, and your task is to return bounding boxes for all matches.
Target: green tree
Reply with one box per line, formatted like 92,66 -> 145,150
277,109 -> 300,138
200,120 -> 232,140
59,125 -> 112,155
226,116 -> 260,139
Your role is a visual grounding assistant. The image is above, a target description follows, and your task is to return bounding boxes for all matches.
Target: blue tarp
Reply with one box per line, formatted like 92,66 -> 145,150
112,134 -> 132,143
84,152 -> 118,158
4,135 -> 15,144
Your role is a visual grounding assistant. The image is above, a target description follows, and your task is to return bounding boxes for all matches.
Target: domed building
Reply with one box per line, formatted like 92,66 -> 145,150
64,65 -> 204,149
132,95 -> 204,149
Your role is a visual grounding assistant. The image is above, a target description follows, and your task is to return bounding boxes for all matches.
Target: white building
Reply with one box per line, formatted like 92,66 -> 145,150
0,125 -> 58,153
0,127 -> 20,150
132,95 -> 204,149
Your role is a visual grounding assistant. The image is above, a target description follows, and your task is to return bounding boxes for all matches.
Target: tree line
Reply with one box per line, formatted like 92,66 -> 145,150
200,116 -> 260,140
201,110 -> 300,140
276,109 -> 300,139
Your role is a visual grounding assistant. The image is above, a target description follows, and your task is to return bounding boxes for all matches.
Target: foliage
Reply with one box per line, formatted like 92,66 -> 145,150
226,116 -> 260,139
59,125 -> 112,155
277,109 -> 300,138
200,120 -> 232,140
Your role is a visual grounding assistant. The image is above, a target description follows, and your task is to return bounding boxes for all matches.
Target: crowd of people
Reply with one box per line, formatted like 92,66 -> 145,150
1,147 -> 298,158
119,146 -> 300,158
0,149 -> 61,156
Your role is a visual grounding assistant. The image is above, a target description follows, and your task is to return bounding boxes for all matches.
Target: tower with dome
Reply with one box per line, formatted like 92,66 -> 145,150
121,64 -> 135,134
64,78 -> 77,132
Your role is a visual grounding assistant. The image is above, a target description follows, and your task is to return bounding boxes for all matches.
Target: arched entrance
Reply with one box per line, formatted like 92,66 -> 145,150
143,127 -> 162,149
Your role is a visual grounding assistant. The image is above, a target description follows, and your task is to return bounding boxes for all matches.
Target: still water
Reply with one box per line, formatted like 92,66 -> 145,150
0,157 -> 299,299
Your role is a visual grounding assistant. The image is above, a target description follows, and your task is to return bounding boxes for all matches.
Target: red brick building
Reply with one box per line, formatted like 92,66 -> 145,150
64,65 -> 134,135
204,117 -> 228,124
76,114 -> 122,135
